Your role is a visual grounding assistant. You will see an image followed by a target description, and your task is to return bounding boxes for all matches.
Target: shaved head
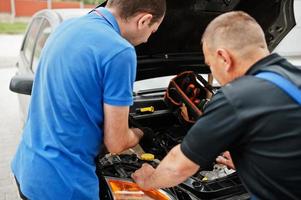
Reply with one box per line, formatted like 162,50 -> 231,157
201,11 -> 270,85
202,11 -> 268,58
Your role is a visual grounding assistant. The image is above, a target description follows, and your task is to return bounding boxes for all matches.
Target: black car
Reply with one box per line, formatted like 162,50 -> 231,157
10,0 -> 296,199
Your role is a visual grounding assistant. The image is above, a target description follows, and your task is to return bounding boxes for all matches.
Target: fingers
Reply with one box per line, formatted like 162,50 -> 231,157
142,163 -> 155,174
131,163 -> 155,190
216,155 -> 229,165
216,152 -> 236,170
131,168 -> 145,188
222,151 -> 231,159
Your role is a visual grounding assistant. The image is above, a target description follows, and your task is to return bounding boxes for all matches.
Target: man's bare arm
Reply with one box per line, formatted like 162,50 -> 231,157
103,103 -> 143,154
132,144 -> 199,190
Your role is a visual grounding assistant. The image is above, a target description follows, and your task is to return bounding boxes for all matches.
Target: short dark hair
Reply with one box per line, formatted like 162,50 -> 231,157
106,0 -> 166,24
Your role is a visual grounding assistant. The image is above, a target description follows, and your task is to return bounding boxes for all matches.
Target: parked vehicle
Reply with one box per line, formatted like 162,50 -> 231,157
10,0 -> 297,199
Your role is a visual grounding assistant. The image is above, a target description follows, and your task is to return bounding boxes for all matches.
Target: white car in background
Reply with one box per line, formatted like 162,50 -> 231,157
274,0 -> 301,66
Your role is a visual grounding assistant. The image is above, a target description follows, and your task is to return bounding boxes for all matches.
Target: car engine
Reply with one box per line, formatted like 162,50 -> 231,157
97,123 -> 249,200
96,72 -> 250,200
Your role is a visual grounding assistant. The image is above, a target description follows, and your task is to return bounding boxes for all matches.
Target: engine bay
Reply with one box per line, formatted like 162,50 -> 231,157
97,112 -> 249,199
96,72 -> 250,200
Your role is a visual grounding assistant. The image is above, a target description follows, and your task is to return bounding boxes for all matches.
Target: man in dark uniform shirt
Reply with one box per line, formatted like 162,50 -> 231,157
132,11 -> 301,199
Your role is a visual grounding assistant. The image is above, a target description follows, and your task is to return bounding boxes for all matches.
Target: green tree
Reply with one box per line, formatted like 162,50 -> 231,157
83,0 -> 106,4
65,0 -> 106,5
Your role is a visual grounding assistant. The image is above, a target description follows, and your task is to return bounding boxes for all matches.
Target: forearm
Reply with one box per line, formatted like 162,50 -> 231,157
103,104 -> 144,154
105,128 -> 142,154
145,145 -> 199,189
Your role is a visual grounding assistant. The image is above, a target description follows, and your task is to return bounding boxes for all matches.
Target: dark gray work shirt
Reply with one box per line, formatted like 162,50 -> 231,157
181,53 -> 301,200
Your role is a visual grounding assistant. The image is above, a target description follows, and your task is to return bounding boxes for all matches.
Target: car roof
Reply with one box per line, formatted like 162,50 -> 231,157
32,8 -> 92,26
52,9 -> 92,21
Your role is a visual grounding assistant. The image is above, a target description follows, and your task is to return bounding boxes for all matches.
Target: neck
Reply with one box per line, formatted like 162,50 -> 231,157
105,7 -> 127,38
236,47 -> 270,76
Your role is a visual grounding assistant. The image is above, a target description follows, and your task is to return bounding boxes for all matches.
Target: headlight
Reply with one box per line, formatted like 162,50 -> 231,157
105,177 -> 175,200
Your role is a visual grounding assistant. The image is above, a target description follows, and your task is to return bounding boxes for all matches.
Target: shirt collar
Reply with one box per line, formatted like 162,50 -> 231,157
246,53 -> 286,75
95,7 -> 121,35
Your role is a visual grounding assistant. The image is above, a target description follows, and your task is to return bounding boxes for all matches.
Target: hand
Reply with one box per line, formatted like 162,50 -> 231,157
216,151 -> 236,170
131,163 -> 155,190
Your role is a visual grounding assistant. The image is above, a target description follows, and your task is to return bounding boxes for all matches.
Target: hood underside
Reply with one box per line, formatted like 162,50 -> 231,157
134,0 -> 296,80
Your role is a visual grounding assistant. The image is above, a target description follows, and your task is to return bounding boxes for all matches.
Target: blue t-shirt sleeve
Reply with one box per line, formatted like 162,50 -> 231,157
103,47 -> 137,106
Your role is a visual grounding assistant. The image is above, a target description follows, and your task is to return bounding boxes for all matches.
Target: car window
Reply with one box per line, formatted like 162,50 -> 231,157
23,17 -> 43,65
32,19 -> 52,73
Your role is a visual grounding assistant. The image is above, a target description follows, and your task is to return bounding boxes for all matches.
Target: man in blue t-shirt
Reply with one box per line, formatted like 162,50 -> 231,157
12,0 -> 166,199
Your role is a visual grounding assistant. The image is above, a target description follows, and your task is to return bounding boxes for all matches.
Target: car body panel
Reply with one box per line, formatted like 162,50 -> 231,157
135,0 -> 296,80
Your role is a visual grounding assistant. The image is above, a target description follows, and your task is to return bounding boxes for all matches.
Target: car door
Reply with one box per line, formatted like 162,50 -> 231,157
17,16 -> 53,123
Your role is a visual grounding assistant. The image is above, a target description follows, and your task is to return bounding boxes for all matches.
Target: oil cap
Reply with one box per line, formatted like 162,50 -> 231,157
141,153 -> 155,161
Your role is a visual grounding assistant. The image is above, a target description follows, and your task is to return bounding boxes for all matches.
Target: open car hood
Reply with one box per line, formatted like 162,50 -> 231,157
135,0 -> 296,80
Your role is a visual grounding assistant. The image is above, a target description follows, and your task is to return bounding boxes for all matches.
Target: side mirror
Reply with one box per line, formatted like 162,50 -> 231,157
9,75 -> 34,95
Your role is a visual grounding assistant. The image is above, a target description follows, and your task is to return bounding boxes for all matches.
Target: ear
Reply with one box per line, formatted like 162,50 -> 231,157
216,48 -> 233,72
137,13 -> 153,30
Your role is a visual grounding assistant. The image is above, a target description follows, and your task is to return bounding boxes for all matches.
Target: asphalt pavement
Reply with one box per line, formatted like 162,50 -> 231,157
0,34 -> 23,200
